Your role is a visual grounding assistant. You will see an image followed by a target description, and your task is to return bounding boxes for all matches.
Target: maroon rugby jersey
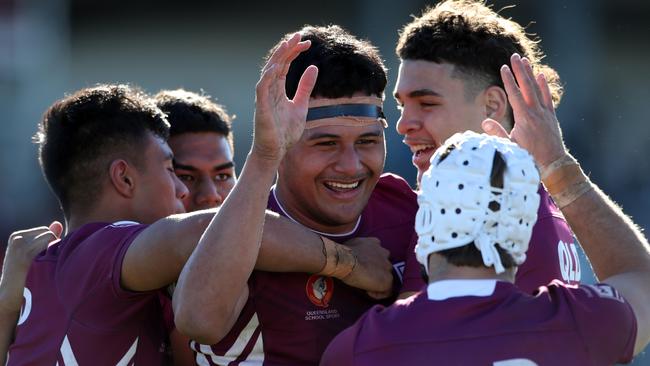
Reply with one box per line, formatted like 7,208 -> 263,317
8,222 -> 168,365
401,185 -> 581,294
193,174 -> 419,365
321,280 -> 637,366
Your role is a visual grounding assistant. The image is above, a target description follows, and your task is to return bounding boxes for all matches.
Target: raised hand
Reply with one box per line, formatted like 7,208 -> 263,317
252,33 -> 319,162
482,53 -> 568,168
340,237 -> 393,299
0,222 -> 62,312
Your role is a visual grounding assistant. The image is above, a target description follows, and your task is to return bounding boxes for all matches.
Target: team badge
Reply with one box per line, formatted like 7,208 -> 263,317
306,275 -> 334,307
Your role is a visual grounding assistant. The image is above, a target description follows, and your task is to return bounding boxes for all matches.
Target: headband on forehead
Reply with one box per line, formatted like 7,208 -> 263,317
306,96 -> 387,129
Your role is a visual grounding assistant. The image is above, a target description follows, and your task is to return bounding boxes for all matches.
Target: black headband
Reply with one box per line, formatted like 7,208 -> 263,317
306,104 -> 385,122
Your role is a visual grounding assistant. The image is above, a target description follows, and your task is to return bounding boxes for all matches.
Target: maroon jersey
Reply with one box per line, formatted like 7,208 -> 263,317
321,280 -> 637,366
193,174 -> 419,365
401,186 -> 581,294
8,221 -> 168,365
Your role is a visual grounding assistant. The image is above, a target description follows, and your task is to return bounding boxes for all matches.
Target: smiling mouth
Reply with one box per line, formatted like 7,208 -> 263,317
410,144 -> 438,156
324,180 -> 362,192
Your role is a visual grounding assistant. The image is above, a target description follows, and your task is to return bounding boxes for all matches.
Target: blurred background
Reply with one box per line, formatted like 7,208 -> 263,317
1,0 -> 649,362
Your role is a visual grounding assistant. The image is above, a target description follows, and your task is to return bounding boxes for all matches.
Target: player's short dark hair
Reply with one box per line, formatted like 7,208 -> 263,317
434,148 -> 517,270
154,89 -> 234,153
397,0 -> 562,109
268,25 -> 387,99
34,84 -> 170,217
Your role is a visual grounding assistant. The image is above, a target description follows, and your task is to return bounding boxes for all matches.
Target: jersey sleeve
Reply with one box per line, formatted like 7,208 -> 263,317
553,281 -> 637,364
57,223 -> 150,305
515,187 -> 580,293
400,232 -> 425,294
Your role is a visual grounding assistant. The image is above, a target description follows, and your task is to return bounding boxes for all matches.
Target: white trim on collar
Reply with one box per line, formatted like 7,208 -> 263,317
111,221 -> 140,226
427,279 -> 498,301
271,186 -> 361,237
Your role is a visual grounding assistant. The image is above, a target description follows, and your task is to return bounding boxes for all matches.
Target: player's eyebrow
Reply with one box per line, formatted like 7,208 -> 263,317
394,89 -> 443,101
306,133 -> 341,141
358,131 -> 383,138
173,161 -> 235,171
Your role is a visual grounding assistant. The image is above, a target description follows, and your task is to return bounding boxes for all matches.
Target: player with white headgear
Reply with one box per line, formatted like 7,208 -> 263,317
321,54 -> 650,365
415,131 -> 540,276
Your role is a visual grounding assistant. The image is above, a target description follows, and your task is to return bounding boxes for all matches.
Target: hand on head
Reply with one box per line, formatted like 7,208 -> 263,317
252,33 -> 319,162
482,53 -> 568,168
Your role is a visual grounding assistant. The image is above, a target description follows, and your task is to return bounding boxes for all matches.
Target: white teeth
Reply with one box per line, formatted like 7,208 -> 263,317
326,181 -> 360,189
410,144 -> 437,154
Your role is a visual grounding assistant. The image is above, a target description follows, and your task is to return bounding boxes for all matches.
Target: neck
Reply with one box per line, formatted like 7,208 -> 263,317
427,254 -> 516,283
65,197 -> 138,235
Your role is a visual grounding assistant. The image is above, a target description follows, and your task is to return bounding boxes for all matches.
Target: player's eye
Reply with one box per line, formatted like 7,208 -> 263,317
214,173 -> 233,182
176,174 -> 195,182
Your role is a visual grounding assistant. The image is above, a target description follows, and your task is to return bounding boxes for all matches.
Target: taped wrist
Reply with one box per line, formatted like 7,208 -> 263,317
317,236 -> 357,279
541,153 -> 593,209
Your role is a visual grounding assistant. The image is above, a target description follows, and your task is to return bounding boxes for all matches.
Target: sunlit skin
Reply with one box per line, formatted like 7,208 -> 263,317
168,132 -> 237,212
275,121 -> 386,234
133,134 -> 188,222
394,60 -> 504,184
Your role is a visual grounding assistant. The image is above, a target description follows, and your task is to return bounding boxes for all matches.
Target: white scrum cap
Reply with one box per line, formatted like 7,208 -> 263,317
415,131 -> 540,274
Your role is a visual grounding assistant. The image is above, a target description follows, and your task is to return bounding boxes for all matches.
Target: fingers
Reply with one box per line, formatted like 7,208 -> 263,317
500,64 -> 526,114
481,118 -> 510,139
536,73 -> 555,110
9,226 -> 49,242
257,33 -> 313,106
292,65 -> 318,107
509,54 -> 537,106
8,226 -> 59,247
278,40 -> 311,80
49,221 -> 63,239
263,33 -> 309,79
262,36 -> 290,74
520,57 -> 545,106
255,63 -> 277,103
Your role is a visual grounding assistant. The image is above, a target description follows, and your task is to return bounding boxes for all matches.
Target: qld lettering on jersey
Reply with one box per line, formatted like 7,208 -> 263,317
557,239 -> 581,282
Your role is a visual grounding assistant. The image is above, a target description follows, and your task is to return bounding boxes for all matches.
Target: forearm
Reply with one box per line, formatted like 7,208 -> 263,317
0,309 -> 17,364
256,214 -> 325,273
544,161 -> 650,280
0,267 -> 29,362
556,176 -> 650,355
173,153 -> 278,344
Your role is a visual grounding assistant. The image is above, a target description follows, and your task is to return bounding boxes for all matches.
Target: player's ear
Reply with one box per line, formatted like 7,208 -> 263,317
483,85 -> 508,123
108,159 -> 136,198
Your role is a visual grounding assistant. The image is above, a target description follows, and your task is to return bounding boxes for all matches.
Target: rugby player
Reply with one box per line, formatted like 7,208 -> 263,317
321,53 -> 650,365
5,35 -> 381,364
393,0 -> 580,294
176,25 -> 421,365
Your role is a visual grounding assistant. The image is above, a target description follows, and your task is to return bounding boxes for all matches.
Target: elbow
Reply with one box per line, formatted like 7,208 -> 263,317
174,305 -> 229,345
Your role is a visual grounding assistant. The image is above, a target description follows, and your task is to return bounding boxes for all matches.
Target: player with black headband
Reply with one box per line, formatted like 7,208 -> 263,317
175,25 -> 423,365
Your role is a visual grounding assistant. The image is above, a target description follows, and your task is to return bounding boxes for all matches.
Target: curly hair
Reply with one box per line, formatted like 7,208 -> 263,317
267,25 -> 387,99
397,0 -> 563,107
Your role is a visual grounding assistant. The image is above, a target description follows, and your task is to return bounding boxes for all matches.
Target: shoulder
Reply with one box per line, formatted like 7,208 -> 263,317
537,280 -> 634,318
539,281 -> 637,363
369,173 -> 417,210
374,173 -> 416,198
59,222 -> 145,254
